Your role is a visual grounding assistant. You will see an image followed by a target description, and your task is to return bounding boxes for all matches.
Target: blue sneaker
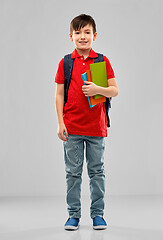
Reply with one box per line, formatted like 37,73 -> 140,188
93,216 -> 107,230
64,218 -> 80,230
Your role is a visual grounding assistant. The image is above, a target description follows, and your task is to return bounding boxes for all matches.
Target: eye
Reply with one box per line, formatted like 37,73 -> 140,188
86,32 -> 90,34
75,31 -> 80,34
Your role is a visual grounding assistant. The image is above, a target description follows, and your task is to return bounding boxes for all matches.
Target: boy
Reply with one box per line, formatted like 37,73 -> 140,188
55,14 -> 118,230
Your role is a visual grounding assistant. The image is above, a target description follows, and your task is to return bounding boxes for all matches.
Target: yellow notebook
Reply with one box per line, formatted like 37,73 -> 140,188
90,61 -> 108,99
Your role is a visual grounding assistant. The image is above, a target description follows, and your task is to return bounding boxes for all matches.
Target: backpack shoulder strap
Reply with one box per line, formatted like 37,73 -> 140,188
94,53 -> 104,63
63,54 -> 74,105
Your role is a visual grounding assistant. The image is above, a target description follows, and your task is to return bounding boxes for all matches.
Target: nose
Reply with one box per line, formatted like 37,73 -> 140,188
81,32 -> 85,39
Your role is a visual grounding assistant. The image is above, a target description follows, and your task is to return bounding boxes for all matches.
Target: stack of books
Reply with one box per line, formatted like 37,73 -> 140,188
81,61 -> 108,108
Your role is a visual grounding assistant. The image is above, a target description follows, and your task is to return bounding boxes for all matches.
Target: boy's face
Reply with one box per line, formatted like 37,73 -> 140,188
69,24 -> 97,52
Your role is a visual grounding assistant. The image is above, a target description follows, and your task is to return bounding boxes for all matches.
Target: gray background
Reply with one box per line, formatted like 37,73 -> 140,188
0,0 -> 163,197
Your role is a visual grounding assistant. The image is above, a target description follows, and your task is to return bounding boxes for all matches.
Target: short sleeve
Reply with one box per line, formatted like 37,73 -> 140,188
103,56 -> 115,79
54,58 -> 65,84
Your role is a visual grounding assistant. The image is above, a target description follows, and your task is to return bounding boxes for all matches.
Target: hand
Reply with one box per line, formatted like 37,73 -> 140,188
57,122 -> 68,141
82,81 -> 98,97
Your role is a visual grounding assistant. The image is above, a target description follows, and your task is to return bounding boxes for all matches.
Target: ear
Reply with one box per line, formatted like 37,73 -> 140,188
69,33 -> 73,42
93,32 -> 97,41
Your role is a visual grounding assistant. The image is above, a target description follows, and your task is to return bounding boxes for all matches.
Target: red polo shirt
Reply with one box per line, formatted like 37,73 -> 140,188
55,48 -> 115,137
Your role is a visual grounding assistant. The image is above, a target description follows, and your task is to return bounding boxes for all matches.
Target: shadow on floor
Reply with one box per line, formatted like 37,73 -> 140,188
0,225 -> 163,240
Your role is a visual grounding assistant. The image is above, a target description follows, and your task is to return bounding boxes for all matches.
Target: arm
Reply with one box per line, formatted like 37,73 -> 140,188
55,83 -> 68,141
82,78 -> 119,98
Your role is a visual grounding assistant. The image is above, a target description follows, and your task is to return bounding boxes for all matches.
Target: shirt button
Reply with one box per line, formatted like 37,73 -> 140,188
83,63 -> 85,65
81,57 -> 83,60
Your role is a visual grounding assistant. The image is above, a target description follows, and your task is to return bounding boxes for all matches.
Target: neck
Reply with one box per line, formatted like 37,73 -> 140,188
76,48 -> 91,59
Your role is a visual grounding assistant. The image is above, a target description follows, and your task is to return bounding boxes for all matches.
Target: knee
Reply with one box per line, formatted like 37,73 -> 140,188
87,168 -> 105,179
66,171 -> 82,179
65,162 -> 83,179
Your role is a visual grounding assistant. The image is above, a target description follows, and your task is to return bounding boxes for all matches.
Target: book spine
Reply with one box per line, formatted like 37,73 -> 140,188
86,70 -> 97,107
81,73 -> 95,108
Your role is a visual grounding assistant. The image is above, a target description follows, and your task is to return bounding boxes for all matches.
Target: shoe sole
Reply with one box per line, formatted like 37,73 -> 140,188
64,225 -> 79,231
93,225 -> 107,230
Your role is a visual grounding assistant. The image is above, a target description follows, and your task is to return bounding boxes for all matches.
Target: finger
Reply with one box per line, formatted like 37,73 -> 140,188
82,87 -> 87,92
82,86 -> 89,91
86,92 -> 93,97
64,128 -> 69,138
61,135 -> 68,141
84,81 -> 91,85
83,90 -> 88,95
82,85 -> 88,90
84,91 -> 89,96
62,132 -> 68,141
58,132 -> 67,141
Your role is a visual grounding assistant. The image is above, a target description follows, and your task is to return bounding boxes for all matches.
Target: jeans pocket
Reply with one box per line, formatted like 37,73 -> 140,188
64,138 -> 84,167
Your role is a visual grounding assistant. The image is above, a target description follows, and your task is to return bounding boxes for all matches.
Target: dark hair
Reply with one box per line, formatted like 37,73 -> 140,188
70,14 -> 96,34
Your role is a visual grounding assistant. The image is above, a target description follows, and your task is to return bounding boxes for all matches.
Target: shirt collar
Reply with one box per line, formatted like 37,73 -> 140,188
71,48 -> 98,59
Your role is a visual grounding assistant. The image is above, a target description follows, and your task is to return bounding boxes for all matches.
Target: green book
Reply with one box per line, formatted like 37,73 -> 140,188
90,61 -> 108,99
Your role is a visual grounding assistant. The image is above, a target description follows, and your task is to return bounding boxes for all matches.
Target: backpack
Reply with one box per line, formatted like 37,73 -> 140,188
63,53 -> 112,128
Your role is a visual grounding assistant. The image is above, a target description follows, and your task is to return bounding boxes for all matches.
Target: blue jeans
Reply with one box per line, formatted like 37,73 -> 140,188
63,134 -> 105,219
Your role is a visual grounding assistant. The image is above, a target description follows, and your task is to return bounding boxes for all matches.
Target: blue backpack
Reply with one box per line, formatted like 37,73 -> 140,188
63,53 -> 112,127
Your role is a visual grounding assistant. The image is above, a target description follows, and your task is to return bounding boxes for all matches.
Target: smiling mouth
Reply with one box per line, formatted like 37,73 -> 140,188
79,41 -> 88,44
